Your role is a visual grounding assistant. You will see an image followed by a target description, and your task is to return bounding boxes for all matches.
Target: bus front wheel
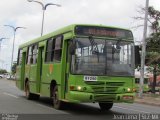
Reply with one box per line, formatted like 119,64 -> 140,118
52,85 -> 64,110
98,102 -> 113,111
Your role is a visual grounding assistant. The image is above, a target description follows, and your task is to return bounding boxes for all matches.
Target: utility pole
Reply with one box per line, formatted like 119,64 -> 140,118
139,0 -> 149,98
27,0 -> 61,36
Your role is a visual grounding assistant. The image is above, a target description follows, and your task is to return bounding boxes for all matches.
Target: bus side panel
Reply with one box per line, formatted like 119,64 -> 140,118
28,64 -> 37,94
20,52 -> 26,90
40,63 -> 61,97
36,46 -> 44,93
60,33 -> 73,100
16,66 -> 21,89
25,65 -> 30,82
16,52 -> 26,90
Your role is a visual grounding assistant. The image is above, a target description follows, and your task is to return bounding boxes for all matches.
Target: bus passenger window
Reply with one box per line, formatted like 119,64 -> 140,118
27,46 -> 32,64
30,57 -> 33,64
53,36 -> 63,62
45,38 -> 54,62
27,44 -> 38,64
54,50 -> 62,61
33,45 -> 38,64
17,49 -> 22,65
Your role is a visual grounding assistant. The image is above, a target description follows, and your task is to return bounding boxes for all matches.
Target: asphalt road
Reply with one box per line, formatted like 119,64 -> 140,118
0,78 -> 160,120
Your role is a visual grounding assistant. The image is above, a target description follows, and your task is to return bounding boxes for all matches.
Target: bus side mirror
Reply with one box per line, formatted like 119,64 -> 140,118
69,41 -> 76,55
135,46 -> 141,66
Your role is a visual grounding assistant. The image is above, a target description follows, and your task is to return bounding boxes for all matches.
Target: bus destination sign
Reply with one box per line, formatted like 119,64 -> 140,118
75,26 -> 133,39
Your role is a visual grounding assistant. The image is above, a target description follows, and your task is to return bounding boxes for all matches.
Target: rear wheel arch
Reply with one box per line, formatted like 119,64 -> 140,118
25,78 -> 29,90
50,80 -> 57,97
24,78 -> 39,100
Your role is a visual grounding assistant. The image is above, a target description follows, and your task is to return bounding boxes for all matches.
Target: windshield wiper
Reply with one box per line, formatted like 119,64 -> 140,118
89,36 -> 100,63
89,36 -> 99,54
116,38 -> 122,50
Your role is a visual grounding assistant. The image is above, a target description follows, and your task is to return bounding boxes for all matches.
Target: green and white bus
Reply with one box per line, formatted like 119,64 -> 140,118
16,24 -> 136,110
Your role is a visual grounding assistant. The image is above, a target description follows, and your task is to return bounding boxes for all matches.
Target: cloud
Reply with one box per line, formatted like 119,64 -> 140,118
0,0 -> 160,71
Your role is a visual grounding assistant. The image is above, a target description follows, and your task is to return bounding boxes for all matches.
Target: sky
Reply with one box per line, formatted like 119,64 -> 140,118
0,0 -> 160,71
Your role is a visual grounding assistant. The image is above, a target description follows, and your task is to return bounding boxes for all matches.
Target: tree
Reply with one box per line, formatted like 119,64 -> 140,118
134,6 -> 160,93
11,62 -> 17,74
146,7 -> 160,53
134,6 -> 160,62
145,7 -> 160,93
0,69 -> 7,74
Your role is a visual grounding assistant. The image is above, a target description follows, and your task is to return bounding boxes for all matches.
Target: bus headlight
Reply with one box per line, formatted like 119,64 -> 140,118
77,86 -> 82,91
127,88 -> 131,92
132,88 -> 136,92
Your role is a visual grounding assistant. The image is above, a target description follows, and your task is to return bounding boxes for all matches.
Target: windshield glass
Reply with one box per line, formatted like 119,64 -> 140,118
71,37 -> 134,76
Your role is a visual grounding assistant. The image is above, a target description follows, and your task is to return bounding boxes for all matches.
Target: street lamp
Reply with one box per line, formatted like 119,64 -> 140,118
139,0 -> 149,98
0,38 -> 8,54
27,0 -> 61,36
0,38 -> 9,68
4,25 -> 26,72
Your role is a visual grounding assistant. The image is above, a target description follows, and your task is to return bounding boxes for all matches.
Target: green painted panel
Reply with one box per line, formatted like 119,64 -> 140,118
39,41 -> 46,47
29,82 -> 37,93
40,83 -> 50,97
27,64 -> 37,93
16,66 -> 21,89
41,63 -> 61,84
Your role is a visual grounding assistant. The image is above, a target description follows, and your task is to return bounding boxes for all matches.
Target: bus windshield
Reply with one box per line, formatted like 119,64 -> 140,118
71,37 -> 134,76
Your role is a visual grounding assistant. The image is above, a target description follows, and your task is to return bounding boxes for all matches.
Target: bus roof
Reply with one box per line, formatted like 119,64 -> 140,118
19,24 -> 133,48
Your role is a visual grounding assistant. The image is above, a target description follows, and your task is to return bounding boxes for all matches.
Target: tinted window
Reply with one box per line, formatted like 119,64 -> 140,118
33,45 -> 38,64
27,44 -> 38,64
17,49 -> 23,65
54,36 -> 63,62
45,38 -> 55,62
45,36 -> 63,62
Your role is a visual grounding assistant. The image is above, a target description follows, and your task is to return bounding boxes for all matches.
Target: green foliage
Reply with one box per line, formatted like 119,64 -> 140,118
145,6 -> 160,64
12,62 -> 17,74
146,33 -> 160,52
148,6 -> 160,33
146,6 -> 160,52
0,69 -> 7,74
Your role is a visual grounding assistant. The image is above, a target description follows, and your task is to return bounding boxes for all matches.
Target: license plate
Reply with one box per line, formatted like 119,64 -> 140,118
84,76 -> 97,81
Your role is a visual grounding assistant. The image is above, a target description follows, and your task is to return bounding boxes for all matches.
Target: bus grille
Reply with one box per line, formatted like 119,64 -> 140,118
86,81 -> 105,85
106,82 -> 124,86
94,94 -> 116,101
91,86 -> 118,93
86,81 -> 125,93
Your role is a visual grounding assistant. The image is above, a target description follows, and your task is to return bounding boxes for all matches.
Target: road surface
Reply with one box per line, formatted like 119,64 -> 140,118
0,78 -> 160,120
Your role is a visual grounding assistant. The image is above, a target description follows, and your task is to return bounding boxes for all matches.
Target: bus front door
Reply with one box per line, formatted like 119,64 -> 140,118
64,40 -> 72,98
36,47 -> 44,93
21,52 -> 26,90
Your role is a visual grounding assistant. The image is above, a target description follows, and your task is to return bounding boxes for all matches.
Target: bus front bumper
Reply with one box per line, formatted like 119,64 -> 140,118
66,91 -> 135,103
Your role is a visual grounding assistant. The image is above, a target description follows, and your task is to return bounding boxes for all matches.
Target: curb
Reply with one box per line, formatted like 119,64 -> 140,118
135,99 -> 160,107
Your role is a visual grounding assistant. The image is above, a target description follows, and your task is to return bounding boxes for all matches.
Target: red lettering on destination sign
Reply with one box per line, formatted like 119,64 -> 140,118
85,28 -> 124,37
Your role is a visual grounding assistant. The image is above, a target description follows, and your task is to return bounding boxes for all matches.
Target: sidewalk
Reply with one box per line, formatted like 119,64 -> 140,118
135,93 -> 160,107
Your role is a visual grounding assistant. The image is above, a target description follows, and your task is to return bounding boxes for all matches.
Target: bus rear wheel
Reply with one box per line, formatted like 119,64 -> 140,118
52,85 -> 64,110
25,81 -> 39,100
98,102 -> 113,111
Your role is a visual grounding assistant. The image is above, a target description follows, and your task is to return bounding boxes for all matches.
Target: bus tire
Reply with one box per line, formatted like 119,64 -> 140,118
98,102 -> 113,111
52,85 -> 64,110
32,93 -> 40,100
25,81 -> 39,100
